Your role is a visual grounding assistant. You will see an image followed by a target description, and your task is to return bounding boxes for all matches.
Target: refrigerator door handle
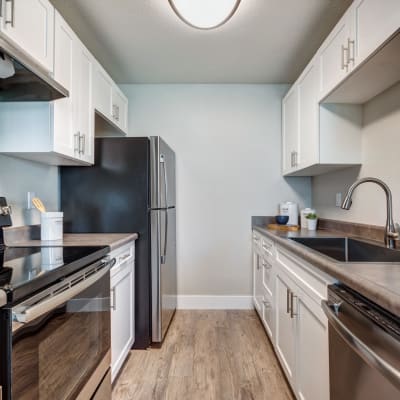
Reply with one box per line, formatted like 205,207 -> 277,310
161,209 -> 168,265
160,154 -> 169,208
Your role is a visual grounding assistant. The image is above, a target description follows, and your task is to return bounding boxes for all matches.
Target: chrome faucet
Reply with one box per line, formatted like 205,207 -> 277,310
341,177 -> 399,248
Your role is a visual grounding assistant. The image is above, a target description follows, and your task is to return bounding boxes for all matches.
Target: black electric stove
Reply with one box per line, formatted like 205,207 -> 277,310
0,244 -> 110,306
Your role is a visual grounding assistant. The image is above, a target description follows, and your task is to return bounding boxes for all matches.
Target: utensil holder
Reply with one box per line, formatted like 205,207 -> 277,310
41,212 -> 63,241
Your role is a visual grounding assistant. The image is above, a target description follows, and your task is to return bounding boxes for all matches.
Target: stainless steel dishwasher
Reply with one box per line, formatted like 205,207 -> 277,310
322,284 -> 400,400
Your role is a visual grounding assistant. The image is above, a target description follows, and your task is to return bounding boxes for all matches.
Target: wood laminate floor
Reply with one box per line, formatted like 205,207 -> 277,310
112,310 -> 294,400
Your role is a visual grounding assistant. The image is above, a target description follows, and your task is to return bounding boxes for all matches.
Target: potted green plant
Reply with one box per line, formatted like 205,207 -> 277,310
306,213 -> 318,230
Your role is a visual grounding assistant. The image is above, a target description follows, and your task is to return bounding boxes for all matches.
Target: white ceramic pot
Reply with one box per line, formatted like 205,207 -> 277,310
307,218 -> 318,231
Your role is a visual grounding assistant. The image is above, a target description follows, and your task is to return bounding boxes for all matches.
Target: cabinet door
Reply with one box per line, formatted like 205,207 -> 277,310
275,272 -> 296,386
53,12 -> 76,159
93,65 -> 113,119
252,249 -> 263,315
352,0 -> 400,67
319,10 -> 351,99
111,87 -> 128,133
111,260 -> 134,381
0,0 -> 54,72
282,87 -> 299,174
76,46 -> 94,164
261,293 -> 274,340
298,60 -> 319,169
295,289 -> 329,400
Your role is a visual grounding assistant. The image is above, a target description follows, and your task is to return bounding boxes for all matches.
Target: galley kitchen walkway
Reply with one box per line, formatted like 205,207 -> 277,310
112,310 -> 294,400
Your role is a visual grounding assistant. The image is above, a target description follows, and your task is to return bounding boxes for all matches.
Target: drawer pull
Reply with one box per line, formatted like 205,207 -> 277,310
118,254 -> 130,263
262,260 -> 272,269
262,299 -> 271,308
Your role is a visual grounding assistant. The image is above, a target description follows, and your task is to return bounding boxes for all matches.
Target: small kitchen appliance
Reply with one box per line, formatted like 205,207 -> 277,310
279,202 -> 299,225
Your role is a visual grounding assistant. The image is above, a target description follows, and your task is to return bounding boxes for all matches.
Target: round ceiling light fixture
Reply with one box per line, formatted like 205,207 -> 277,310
168,0 -> 241,30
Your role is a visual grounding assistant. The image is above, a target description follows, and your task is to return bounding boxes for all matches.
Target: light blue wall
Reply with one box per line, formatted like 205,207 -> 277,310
0,155 -> 59,227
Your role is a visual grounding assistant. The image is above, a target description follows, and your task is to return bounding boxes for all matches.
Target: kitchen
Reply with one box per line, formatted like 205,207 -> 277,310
0,0 -> 399,399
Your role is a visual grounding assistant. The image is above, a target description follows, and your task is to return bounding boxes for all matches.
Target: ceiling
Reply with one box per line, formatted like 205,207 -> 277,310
51,0 -> 352,84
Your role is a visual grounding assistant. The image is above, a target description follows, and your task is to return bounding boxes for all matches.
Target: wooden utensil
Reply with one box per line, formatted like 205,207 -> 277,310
267,224 -> 300,232
32,197 -> 46,213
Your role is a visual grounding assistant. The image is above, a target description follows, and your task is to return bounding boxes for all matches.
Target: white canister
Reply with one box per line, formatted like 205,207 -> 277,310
279,202 -> 299,225
41,212 -> 63,241
301,208 -> 316,229
307,217 -> 318,231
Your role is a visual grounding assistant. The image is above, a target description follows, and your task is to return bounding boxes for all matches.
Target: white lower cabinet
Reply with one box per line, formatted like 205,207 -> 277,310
275,271 -> 296,386
252,235 -> 263,315
252,230 -> 333,400
295,286 -> 329,400
109,242 -> 135,382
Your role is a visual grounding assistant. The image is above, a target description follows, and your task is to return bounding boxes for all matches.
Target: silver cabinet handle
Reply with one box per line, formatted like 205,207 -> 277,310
74,132 -> 79,153
78,133 -> 85,155
290,291 -> 297,318
115,105 -> 120,122
110,288 -> 116,310
262,299 -> 271,308
347,37 -> 355,66
4,0 -> 14,27
322,300 -> 400,390
118,253 -> 130,263
262,259 -> 272,269
286,288 -> 291,314
341,44 -> 349,71
82,134 -> 86,155
293,151 -> 298,168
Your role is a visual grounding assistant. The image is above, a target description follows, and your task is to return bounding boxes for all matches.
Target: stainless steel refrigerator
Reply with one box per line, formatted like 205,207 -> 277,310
60,136 -> 177,348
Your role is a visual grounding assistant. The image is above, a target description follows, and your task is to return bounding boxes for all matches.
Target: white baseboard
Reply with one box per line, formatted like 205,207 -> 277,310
177,295 -> 253,310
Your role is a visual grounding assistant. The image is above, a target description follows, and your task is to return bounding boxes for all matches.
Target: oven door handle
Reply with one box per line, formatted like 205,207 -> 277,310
322,300 -> 400,390
13,259 -> 114,324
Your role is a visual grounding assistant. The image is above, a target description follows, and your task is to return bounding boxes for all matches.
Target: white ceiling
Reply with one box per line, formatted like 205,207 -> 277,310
51,0 -> 352,84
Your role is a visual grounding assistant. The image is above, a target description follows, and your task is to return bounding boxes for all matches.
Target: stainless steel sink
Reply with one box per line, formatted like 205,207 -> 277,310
290,237 -> 400,263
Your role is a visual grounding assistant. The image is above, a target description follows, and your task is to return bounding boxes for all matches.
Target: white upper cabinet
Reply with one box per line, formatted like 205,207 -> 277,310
53,12 -> 76,160
319,8 -> 352,99
93,62 -> 128,135
76,46 -> 94,164
0,0 -> 54,72
93,65 -> 113,119
352,0 -> 400,67
112,86 -> 128,133
297,58 -> 319,170
282,86 -> 299,175
283,0 -> 400,176
0,11 -> 94,165
319,0 -> 400,103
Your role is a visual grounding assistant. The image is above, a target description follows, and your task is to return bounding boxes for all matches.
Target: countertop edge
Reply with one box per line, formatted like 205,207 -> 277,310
253,225 -> 400,317
6,233 -> 139,252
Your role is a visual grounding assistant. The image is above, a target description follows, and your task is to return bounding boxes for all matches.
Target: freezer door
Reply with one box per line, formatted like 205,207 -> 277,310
150,137 -> 176,209
151,208 -> 177,343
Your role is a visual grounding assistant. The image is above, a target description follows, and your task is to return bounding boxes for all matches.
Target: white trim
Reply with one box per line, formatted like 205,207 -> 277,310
177,295 -> 253,310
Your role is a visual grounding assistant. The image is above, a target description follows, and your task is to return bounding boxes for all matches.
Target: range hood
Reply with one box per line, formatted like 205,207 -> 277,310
0,35 -> 68,101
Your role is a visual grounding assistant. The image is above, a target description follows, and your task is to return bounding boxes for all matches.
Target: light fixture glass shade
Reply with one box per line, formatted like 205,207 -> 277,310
169,0 -> 241,30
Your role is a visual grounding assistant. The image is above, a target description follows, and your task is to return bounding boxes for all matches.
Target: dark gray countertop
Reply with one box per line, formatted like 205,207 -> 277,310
6,233 -> 138,251
253,224 -> 400,318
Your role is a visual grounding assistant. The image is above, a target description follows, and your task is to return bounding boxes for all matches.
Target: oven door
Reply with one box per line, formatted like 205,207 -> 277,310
1,259 -> 112,400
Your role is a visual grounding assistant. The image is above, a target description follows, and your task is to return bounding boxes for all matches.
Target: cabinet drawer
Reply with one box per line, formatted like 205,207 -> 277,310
252,231 -> 262,250
261,292 -> 273,339
276,246 -> 335,304
110,242 -> 135,277
261,236 -> 274,258
261,256 -> 274,297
